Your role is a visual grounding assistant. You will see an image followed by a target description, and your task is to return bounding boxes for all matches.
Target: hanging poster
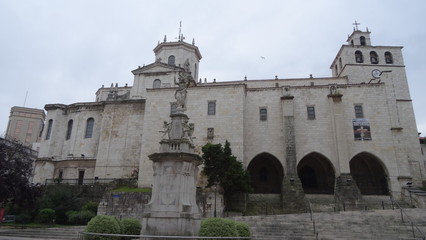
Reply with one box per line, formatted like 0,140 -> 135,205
353,118 -> 372,140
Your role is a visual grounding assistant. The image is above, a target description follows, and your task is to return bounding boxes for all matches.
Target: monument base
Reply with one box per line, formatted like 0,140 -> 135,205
142,214 -> 200,238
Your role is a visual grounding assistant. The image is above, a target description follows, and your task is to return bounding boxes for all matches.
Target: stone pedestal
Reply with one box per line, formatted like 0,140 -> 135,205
282,175 -> 307,213
334,173 -> 364,211
142,152 -> 202,237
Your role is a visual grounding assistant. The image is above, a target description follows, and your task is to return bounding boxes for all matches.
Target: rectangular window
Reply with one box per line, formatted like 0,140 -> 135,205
259,107 -> 267,121
354,104 -> 364,118
207,101 -> 216,115
307,106 -> 315,120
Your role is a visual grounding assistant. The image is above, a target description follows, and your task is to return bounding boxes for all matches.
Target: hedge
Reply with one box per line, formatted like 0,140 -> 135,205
84,215 -> 121,240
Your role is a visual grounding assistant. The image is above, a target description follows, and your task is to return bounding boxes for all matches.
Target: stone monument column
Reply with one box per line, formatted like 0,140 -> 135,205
141,60 -> 202,237
280,87 -> 307,213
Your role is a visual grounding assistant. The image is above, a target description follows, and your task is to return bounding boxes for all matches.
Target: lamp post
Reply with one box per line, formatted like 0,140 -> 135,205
213,182 -> 218,217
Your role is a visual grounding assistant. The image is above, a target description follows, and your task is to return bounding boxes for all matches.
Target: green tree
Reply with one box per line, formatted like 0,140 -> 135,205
202,140 -> 251,210
0,138 -> 42,212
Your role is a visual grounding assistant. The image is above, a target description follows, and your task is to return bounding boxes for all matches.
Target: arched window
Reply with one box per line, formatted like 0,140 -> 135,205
360,36 -> 366,45
153,79 -> 161,88
334,65 -> 338,75
385,52 -> 393,64
85,118 -> 94,138
339,58 -> 342,69
370,51 -> 378,64
168,55 -> 175,65
66,120 -> 73,140
45,119 -> 53,140
355,51 -> 364,63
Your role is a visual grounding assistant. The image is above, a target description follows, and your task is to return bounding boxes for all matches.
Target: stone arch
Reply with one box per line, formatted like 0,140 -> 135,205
297,152 -> 335,194
349,152 -> 389,195
247,153 -> 284,193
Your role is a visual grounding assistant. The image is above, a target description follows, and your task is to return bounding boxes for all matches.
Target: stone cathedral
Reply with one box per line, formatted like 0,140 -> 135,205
33,26 -> 424,210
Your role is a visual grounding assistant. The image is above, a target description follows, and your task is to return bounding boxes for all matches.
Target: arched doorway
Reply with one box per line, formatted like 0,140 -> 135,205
350,152 -> 389,195
247,153 -> 283,193
297,152 -> 335,194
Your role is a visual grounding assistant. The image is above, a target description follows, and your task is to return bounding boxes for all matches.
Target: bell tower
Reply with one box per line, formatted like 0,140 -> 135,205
330,22 -> 410,99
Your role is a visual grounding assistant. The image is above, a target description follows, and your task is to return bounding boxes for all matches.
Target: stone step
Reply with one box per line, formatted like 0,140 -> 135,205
0,226 -> 85,240
234,208 -> 426,240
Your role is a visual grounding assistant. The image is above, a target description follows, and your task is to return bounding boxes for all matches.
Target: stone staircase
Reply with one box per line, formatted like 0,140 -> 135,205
0,225 -> 84,240
233,208 -> 426,240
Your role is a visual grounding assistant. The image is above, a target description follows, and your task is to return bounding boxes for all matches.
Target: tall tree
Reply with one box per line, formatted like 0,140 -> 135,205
0,138 -> 42,209
202,140 -> 251,210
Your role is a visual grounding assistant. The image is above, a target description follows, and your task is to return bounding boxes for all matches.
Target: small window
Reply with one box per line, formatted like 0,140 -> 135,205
168,55 -> 175,65
335,64 -> 338,75
370,51 -> 378,64
339,58 -> 342,69
360,36 -> 366,46
170,102 -> 177,115
307,106 -> 315,120
153,79 -> 161,88
354,105 -> 364,118
355,51 -> 364,63
207,101 -> 216,115
207,128 -> 214,139
58,170 -> 63,179
85,118 -> 94,138
66,120 -> 73,140
259,107 -> 267,121
45,119 -> 53,140
385,52 -> 393,64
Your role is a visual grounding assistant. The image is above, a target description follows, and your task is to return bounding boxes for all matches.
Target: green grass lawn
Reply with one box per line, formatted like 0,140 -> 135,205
110,186 -> 151,192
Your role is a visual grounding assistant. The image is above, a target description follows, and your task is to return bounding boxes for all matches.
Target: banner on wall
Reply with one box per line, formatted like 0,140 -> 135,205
353,118 -> 372,140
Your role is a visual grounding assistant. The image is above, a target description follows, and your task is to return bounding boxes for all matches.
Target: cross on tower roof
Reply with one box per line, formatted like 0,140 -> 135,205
353,20 -> 361,31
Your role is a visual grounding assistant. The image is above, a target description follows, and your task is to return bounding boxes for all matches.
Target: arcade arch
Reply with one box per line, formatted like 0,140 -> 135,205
297,152 -> 335,194
349,152 -> 389,195
247,153 -> 283,193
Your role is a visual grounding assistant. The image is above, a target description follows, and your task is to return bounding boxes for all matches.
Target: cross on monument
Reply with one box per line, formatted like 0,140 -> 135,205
353,20 -> 360,31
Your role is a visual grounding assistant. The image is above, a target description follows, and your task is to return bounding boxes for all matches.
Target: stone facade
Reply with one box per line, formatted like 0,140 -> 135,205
33,28 -> 424,205
5,106 -> 45,148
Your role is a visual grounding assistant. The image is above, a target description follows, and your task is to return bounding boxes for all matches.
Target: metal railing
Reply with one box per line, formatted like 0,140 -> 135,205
45,178 -> 124,185
391,199 -> 426,240
79,232 -> 251,239
307,200 -> 318,240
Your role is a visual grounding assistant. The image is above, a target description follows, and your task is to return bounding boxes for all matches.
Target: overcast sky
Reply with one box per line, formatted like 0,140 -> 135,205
1,0 -> 425,137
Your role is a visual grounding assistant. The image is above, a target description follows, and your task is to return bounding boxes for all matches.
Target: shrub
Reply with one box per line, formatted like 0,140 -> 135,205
82,201 -> 99,214
15,213 -> 31,224
199,218 -> 238,238
121,218 -> 141,236
85,215 -> 121,240
234,221 -> 251,238
67,210 -> 96,225
37,208 -> 55,224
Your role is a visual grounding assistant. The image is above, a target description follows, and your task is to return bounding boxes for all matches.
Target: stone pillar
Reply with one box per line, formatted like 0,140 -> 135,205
328,88 -> 364,209
281,94 -> 307,213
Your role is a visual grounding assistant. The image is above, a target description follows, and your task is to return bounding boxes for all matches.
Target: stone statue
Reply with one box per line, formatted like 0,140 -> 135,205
182,120 -> 194,142
173,59 -> 193,111
159,121 -> 171,139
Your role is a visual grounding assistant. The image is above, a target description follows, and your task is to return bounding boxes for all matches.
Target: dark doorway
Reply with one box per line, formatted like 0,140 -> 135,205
248,153 -> 284,193
350,152 -> 388,195
78,170 -> 85,185
297,152 -> 335,194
